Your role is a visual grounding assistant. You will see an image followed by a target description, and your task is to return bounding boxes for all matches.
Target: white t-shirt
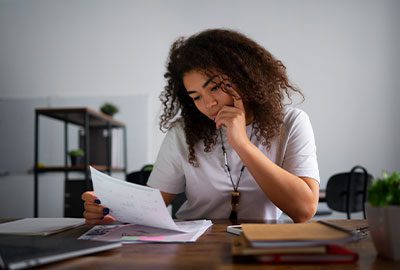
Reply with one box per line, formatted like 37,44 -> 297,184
147,107 -> 319,220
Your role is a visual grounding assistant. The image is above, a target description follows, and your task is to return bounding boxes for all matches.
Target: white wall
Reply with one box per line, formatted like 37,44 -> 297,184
0,0 -> 399,217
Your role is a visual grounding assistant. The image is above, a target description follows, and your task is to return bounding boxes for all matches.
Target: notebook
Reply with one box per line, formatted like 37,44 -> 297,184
0,235 -> 121,270
0,218 -> 85,236
232,236 -> 358,264
241,222 -> 357,248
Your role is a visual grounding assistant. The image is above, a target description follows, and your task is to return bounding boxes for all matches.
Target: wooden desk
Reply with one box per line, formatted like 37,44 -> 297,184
38,219 -> 400,269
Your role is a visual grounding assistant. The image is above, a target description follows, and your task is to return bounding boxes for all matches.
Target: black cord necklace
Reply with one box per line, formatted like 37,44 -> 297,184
219,125 -> 254,221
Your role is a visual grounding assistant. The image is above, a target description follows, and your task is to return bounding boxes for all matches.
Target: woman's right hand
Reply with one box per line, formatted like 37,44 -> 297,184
81,191 -> 116,225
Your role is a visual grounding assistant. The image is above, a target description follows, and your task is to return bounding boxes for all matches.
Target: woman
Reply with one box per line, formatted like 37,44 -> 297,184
82,29 -> 320,224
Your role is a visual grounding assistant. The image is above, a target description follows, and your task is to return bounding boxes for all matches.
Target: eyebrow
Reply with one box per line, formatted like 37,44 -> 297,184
202,74 -> 219,88
187,74 -> 219,95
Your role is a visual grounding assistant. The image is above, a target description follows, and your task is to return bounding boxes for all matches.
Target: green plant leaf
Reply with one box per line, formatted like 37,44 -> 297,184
368,171 -> 400,206
100,102 -> 119,116
68,148 -> 84,157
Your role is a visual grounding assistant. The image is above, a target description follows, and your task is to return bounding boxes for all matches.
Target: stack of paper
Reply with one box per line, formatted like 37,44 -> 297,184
79,220 -> 212,243
86,167 -> 213,243
233,222 -> 359,263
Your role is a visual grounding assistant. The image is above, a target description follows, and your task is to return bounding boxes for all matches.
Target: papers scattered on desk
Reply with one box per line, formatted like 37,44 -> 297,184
89,167 -> 213,243
79,220 -> 213,243
0,218 -> 85,236
91,167 -> 197,232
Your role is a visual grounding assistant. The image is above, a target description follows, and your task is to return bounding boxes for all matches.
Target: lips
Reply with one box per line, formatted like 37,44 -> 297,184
209,109 -> 220,121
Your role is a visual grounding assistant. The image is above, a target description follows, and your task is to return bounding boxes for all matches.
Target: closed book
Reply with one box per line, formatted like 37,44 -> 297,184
241,222 -> 357,248
232,235 -> 327,256
232,236 -> 359,264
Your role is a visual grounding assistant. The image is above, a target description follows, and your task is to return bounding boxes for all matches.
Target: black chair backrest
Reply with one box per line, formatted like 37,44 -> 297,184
126,164 -> 153,186
326,165 -> 373,219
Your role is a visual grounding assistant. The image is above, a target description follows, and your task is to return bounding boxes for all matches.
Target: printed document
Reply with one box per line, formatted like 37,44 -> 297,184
79,220 -> 213,243
90,167 -> 210,233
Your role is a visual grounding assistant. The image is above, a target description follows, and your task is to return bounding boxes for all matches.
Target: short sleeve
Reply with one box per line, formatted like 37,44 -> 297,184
146,124 -> 187,194
282,109 -> 320,183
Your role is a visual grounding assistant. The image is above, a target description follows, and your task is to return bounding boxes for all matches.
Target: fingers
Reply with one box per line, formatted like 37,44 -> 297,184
83,204 -> 113,225
84,215 -> 115,225
224,84 -> 244,111
84,201 -> 105,216
232,95 -> 245,111
81,191 -> 97,202
82,191 -> 114,225
218,75 -> 244,111
214,106 -> 245,129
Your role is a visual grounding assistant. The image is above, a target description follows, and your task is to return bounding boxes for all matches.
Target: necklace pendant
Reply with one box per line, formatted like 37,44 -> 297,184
230,191 -> 240,221
231,191 -> 240,206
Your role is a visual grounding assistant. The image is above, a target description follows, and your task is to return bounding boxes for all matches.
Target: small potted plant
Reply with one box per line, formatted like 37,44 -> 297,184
100,102 -> 119,117
366,171 -> 400,260
68,148 -> 85,166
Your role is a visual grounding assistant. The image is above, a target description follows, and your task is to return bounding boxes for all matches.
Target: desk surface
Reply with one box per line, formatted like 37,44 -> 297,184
31,219 -> 400,269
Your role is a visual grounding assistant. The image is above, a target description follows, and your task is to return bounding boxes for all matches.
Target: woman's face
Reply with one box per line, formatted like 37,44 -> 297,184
183,70 -> 236,121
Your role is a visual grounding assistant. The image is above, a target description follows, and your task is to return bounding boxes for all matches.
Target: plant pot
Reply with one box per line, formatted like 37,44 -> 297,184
70,156 -> 84,166
365,203 -> 400,260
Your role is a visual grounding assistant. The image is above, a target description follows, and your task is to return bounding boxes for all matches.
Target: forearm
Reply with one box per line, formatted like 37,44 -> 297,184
235,141 -> 318,222
160,191 -> 176,206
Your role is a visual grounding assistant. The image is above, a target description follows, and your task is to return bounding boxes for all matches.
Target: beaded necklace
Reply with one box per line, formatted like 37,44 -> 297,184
218,125 -> 254,221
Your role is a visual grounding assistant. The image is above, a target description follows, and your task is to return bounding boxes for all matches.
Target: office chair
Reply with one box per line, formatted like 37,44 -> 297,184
126,164 -> 153,186
325,165 -> 373,219
126,164 -> 187,219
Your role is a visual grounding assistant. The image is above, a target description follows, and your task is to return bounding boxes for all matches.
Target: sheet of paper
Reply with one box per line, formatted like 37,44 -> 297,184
91,167 -> 190,232
0,218 -> 85,236
79,220 -> 213,243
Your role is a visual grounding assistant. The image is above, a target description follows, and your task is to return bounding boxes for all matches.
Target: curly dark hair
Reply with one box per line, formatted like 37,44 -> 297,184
160,29 -> 303,166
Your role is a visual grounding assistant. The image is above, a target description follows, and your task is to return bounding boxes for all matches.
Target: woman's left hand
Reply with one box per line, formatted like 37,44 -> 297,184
214,92 -> 250,150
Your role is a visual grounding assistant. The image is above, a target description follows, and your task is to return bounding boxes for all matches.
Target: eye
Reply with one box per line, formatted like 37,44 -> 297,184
211,82 -> 222,92
192,96 -> 201,101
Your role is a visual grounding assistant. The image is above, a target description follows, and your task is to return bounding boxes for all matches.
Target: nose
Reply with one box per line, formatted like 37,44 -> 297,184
203,93 -> 217,109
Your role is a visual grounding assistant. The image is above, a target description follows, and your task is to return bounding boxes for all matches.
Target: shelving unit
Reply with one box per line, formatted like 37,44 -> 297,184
34,107 -> 127,217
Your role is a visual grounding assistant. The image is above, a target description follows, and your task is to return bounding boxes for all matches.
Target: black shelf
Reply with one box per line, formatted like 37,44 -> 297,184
34,107 -> 127,217
34,165 -> 126,173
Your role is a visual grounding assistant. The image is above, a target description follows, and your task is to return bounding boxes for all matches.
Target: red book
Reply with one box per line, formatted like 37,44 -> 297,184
254,245 -> 358,264
232,236 -> 359,264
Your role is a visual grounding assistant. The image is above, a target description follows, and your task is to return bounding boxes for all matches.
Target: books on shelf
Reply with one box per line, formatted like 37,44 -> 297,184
232,222 -> 359,264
